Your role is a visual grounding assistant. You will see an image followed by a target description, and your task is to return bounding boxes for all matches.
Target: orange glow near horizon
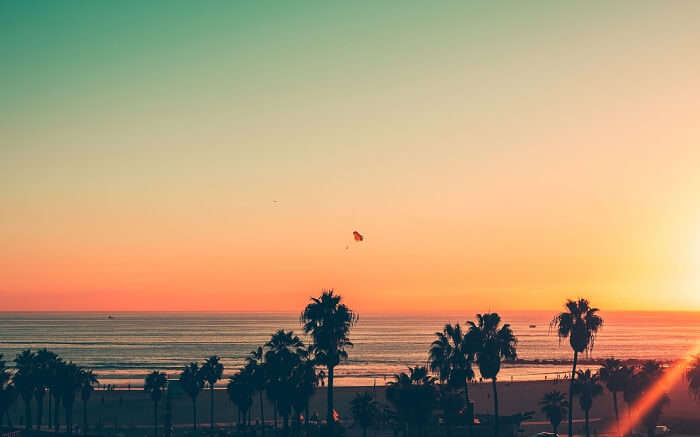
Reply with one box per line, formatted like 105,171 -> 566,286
608,345 -> 700,436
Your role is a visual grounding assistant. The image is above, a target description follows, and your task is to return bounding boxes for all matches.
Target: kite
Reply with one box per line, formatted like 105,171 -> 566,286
353,231 -> 364,242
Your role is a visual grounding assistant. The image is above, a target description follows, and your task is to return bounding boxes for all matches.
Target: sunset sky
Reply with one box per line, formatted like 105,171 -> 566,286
2,1 -> 700,312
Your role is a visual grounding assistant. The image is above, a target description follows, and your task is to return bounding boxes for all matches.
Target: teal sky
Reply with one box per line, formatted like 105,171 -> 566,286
3,2 -> 700,311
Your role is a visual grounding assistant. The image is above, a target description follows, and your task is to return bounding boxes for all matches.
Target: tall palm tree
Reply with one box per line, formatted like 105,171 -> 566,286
351,392 -> 379,437
246,347 -> 267,433
34,348 -> 56,429
428,323 -> 475,426
466,313 -> 517,437
13,349 -> 36,430
572,369 -> 603,437
539,390 -> 568,435
179,362 -> 204,431
551,298 -> 603,437
200,355 -> 224,429
144,371 -> 167,437
292,347 -> 321,434
227,368 -> 254,427
79,369 -> 98,435
57,362 -> 83,435
0,354 -> 17,428
51,359 -> 65,431
300,289 -> 358,437
386,366 -> 437,437
264,330 -> 305,432
686,354 -> 700,399
599,358 -> 631,429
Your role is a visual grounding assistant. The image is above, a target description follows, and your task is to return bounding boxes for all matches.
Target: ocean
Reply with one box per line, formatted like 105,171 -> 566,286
1,311 -> 698,387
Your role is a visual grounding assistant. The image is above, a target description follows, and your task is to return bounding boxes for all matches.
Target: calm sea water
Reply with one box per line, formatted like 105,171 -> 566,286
1,311 -> 698,387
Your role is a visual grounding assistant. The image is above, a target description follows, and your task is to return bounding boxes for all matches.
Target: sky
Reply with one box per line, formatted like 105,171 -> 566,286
2,1 -> 700,312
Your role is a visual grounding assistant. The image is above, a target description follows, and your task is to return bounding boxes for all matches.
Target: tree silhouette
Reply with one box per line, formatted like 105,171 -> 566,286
551,299 -> 603,437
57,361 -> 82,434
264,330 -> 304,432
572,369 -> 603,437
0,354 -> 17,428
201,355 -> 224,429
599,358 -> 631,430
292,347 -> 320,434
227,368 -> 254,428
179,362 -> 204,431
438,385 -> 464,437
34,349 -> 56,429
687,354 -> 700,399
13,349 -> 36,430
301,290 -> 358,437
79,369 -> 98,435
466,313 -> 517,437
386,366 -> 437,437
144,371 -> 167,437
428,323 -> 475,429
246,347 -> 267,433
539,390 -> 568,434
351,391 -> 379,437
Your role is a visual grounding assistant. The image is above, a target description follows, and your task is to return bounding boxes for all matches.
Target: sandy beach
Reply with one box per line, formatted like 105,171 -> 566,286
7,377 -> 699,436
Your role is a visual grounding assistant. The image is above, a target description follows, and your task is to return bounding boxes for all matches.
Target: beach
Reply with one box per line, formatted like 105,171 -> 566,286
7,378 -> 699,436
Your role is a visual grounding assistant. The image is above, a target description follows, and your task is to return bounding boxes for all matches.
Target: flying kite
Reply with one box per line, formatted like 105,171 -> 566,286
353,231 -> 364,242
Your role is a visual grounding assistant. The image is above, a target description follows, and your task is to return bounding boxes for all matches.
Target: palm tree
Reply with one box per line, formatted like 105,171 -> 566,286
438,385 -> 464,437
227,369 -> 254,427
34,348 -> 56,429
599,358 -> 631,429
246,347 -> 267,433
642,393 -> 670,437
466,313 -> 517,437
57,362 -> 83,434
79,369 -> 98,435
292,347 -> 321,434
428,323 -> 475,426
264,330 -> 305,432
572,369 -> 603,437
179,362 -> 204,431
300,289 -> 358,437
539,390 -> 568,434
386,366 -> 437,437
144,371 -> 167,437
201,355 -> 224,429
351,392 -> 379,437
13,349 -> 36,430
50,359 -> 65,431
550,298 -> 603,437
687,354 -> 700,399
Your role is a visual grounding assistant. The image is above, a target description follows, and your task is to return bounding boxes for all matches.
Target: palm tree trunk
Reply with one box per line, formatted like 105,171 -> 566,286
54,395 -> 60,431
584,408 -> 590,437
154,400 -> 159,437
259,391 -> 266,435
83,400 -> 88,435
24,398 -> 31,430
37,393 -> 44,429
210,384 -> 215,429
48,390 -> 52,429
492,377 -> 499,437
613,391 -> 620,435
568,351 -> 578,437
464,378 -> 473,437
66,402 -> 72,435
327,365 -> 335,437
192,398 -> 197,431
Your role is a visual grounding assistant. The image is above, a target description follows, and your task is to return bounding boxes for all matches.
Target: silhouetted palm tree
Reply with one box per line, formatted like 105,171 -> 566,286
34,348 -> 56,429
48,356 -> 64,431
265,330 -> 305,432
144,371 -> 167,437
438,385 -> 464,437
351,392 -> 379,437
201,355 -> 224,429
599,358 -> 631,429
466,313 -> 517,437
292,347 -> 320,434
539,390 -> 568,435
301,290 -> 358,437
551,299 -> 603,437
180,362 -> 204,431
246,347 -> 267,433
687,354 -> 700,399
79,369 -> 98,435
386,366 -> 437,437
13,349 -> 36,430
428,323 -> 475,427
57,361 -> 82,434
227,368 -> 254,427
572,369 -> 603,437
642,393 -> 670,437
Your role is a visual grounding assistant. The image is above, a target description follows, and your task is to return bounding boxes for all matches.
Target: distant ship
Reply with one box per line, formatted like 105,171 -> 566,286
107,315 -> 114,319
529,324 -> 536,328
